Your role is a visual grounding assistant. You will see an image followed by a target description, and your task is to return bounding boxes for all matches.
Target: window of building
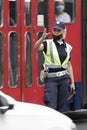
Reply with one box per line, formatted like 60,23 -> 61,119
0,0 -> 3,26
25,0 -> 31,27
54,0 -> 75,23
9,0 -> 17,26
0,33 -> 3,88
25,32 -> 32,87
37,32 -> 44,86
8,32 -> 18,87
37,0 -> 44,26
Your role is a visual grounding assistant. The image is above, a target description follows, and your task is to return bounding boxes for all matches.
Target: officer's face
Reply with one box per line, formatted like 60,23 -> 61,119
52,28 -> 64,36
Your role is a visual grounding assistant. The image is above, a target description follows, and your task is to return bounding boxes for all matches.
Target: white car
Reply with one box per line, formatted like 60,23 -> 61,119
0,91 -> 76,130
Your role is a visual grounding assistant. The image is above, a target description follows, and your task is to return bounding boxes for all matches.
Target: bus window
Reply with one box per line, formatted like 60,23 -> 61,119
25,32 -> 32,87
37,0 -> 45,27
0,33 -> 3,88
25,0 -> 31,27
9,32 -> 18,87
37,32 -> 44,86
9,0 -> 17,27
54,0 -> 75,23
0,0 -> 3,26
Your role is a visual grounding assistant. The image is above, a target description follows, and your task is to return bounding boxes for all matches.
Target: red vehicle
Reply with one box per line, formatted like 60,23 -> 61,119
0,0 -> 87,110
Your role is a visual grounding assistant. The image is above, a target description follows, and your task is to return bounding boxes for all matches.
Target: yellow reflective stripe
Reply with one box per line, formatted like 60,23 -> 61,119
62,43 -> 72,67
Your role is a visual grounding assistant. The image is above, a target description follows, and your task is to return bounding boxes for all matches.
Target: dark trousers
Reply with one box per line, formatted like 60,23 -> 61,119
43,75 -> 70,112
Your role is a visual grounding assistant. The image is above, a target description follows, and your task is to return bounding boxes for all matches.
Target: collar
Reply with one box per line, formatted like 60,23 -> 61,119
56,40 -> 66,48
57,41 -> 64,45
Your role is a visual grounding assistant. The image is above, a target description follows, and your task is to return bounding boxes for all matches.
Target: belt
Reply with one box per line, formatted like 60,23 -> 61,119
43,64 -> 61,69
47,70 -> 69,77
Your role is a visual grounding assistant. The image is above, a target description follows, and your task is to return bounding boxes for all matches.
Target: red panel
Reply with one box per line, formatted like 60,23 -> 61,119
0,0 -> 81,105
21,0 -> 45,105
66,0 -> 81,82
1,0 -> 22,101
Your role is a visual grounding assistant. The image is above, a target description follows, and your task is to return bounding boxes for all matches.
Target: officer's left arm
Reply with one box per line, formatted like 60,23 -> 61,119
67,61 -> 75,93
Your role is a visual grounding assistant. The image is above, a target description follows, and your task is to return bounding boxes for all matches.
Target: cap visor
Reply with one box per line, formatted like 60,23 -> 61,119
52,26 -> 63,30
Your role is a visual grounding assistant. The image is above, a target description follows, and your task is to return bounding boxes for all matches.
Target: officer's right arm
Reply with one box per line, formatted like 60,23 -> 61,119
34,37 -> 44,51
34,28 -> 50,51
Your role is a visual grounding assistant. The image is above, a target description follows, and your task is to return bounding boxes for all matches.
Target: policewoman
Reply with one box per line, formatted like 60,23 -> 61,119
34,22 -> 75,112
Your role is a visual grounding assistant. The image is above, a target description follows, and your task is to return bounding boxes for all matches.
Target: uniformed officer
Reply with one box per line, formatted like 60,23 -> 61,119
34,21 -> 75,112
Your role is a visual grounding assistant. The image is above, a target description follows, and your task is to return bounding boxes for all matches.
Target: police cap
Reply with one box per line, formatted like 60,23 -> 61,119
52,21 -> 65,30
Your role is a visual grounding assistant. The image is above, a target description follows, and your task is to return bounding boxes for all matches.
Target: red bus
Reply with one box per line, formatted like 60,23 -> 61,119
0,0 -> 87,110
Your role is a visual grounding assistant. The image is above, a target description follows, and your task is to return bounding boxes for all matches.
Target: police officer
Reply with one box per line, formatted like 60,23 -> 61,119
34,21 -> 75,112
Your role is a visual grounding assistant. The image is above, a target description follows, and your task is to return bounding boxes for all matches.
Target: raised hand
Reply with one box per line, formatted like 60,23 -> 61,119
42,28 -> 50,39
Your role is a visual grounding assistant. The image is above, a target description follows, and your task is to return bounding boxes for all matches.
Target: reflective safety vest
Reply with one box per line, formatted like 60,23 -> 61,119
43,39 -> 72,69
